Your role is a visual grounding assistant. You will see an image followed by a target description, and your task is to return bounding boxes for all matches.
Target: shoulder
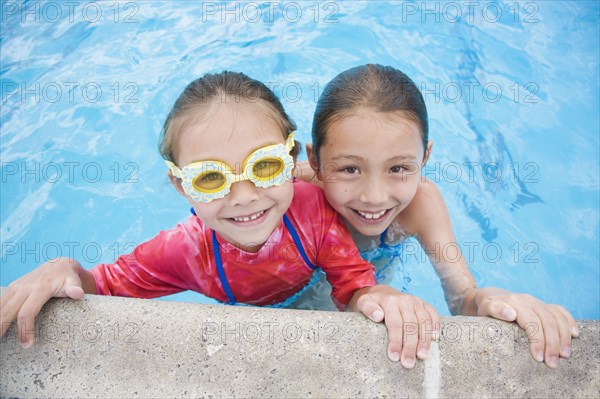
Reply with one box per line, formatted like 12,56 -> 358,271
414,178 -> 445,205
287,180 -> 338,238
396,178 -> 449,236
289,180 -> 328,209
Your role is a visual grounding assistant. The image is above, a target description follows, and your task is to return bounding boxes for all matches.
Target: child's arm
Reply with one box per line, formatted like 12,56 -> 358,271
1,220 -> 204,347
347,284 -> 440,369
400,178 -> 578,368
0,257 -> 96,348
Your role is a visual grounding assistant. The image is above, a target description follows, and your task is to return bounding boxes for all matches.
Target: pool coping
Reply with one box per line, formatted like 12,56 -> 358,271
1,292 -> 598,398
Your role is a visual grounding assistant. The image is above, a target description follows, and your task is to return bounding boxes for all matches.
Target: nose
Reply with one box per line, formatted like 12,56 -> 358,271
228,180 -> 260,206
358,177 -> 389,206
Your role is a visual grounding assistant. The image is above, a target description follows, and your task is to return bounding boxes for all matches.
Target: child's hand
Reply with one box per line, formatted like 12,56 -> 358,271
348,285 -> 440,368
466,287 -> 578,368
0,257 -> 93,348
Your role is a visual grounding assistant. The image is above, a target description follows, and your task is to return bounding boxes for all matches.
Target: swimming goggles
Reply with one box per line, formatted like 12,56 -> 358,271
166,132 -> 295,203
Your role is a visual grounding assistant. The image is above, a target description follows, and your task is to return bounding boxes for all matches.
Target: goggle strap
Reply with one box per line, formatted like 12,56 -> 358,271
285,131 -> 295,152
165,160 -> 182,178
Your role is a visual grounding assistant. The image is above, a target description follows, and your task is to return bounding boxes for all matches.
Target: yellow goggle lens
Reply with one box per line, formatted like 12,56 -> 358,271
252,158 -> 284,180
193,171 -> 227,192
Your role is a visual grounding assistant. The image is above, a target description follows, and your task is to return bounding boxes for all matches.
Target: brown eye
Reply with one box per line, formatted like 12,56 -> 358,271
341,166 -> 359,174
252,158 -> 283,179
193,172 -> 226,191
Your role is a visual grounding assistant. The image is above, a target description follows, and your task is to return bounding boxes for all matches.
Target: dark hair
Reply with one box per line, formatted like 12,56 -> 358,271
160,71 -> 298,164
311,64 -> 428,161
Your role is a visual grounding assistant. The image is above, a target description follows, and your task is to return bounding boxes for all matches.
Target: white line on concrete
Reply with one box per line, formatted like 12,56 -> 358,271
423,341 -> 441,399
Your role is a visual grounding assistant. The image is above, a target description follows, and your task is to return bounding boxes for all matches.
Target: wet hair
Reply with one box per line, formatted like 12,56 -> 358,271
311,64 -> 429,162
159,71 -> 298,164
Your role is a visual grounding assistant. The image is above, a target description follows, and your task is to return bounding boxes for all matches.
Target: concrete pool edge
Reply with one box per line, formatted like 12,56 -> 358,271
1,293 -> 598,398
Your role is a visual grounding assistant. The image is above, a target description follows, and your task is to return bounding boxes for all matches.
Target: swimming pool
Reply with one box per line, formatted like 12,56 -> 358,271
1,1 -> 598,319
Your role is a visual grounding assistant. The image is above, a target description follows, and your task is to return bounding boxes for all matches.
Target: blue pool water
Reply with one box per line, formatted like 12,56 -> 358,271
1,1 -> 598,318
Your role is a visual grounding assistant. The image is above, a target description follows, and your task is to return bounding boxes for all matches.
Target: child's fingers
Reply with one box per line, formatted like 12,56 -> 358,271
16,289 -> 56,348
0,289 -> 23,337
482,298 -> 546,363
509,297 -> 562,368
424,302 -> 441,340
546,305 -> 573,359
380,301 -> 405,364
64,286 -> 85,299
355,295 -> 385,323
59,276 -> 85,299
529,304 -> 561,369
554,304 -> 579,337
396,300 -> 419,369
477,297 -> 518,322
414,301 -> 434,360
17,294 -> 42,348
511,302 -> 557,367
488,297 -> 564,368
475,291 -> 577,369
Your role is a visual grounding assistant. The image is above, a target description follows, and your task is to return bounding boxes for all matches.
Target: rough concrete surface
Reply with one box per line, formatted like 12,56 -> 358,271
0,293 -> 598,398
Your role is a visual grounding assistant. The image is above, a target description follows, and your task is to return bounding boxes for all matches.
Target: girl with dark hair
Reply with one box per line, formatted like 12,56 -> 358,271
303,64 -> 577,369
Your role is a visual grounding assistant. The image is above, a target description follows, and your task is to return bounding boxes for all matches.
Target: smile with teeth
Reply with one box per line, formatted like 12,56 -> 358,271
356,209 -> 387,220
231,210 -> 266,222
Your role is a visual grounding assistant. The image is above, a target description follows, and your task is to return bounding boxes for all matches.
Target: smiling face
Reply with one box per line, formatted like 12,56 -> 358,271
171,100 -> 294,252
312,108 -> 428,237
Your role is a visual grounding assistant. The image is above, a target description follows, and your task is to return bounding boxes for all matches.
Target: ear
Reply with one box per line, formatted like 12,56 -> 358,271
307,144 -> 321,179
168,171 -> 187,197
422,140 -> 433,167
290,161 -> 298,180
305,143 -> 313,159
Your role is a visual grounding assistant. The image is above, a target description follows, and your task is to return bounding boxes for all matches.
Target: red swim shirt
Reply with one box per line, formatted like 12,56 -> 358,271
92,181 -> 376,310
